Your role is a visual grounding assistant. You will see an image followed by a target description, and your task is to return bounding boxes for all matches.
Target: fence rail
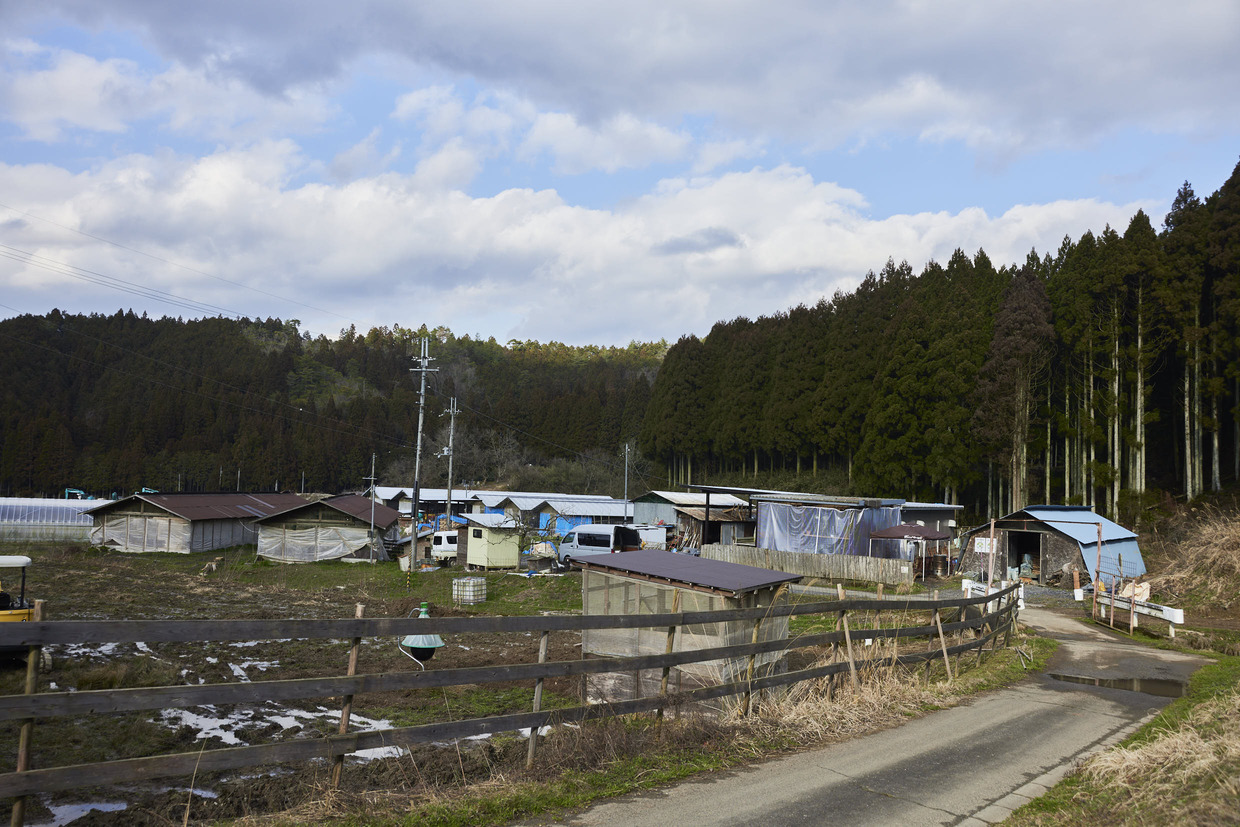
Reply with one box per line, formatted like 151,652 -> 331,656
0,584 -> 1019,818
702,543 -> 915,586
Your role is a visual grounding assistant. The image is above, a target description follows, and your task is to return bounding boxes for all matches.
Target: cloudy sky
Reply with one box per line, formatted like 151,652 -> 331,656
2,2 -> 1238,346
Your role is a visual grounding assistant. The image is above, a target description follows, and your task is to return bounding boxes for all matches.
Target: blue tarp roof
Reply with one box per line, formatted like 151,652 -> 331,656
1004,506 -> 1143,585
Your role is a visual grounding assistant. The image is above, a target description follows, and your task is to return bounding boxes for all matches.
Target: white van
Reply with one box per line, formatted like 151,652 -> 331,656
431,529 -> 459,563
556,524 -> 643,568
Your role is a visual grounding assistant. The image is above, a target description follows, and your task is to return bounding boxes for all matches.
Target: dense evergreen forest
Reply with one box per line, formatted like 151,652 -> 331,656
640,160 -> 1240,522
0,314 -> 663,498
4,159 -> 1239,521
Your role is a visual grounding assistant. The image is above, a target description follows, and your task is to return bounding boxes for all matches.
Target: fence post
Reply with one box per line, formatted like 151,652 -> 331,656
330,603 -> 364,789
931,590 -> 953,684
11,599 -> 44,827
836,584 -> 859,692
740,607 -> 764,716
657,589 -> 682,720
525,630 -> 550,768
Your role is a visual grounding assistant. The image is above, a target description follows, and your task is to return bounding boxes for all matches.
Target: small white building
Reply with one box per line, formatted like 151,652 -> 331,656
460,513 -> 522,570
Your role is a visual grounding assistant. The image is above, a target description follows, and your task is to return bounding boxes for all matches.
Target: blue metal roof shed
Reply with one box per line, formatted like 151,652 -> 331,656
994,505 -> 1143,585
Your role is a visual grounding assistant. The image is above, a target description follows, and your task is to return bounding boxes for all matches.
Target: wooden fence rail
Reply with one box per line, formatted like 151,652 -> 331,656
701,544 -> 915,586
0,584 -> 1019,817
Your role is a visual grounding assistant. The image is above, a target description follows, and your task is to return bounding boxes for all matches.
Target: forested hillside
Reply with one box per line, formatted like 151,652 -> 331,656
640,160 -> 1240,521
5,161 -> 1240,515
0,314 -> 663,498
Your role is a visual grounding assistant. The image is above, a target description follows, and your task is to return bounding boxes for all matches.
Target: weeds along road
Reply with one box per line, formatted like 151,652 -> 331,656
519,605 -> 1207,827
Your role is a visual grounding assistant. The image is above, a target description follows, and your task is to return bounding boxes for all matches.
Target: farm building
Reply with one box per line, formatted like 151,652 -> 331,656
631,490 -> 752,546
459,513 -> 522,569
87,493 -> 308,553
0,497 -> 113,543
751,492 -> 904,557
960,506 -> 1144,587
256,495 -> 400,563
575,550 -> 801,706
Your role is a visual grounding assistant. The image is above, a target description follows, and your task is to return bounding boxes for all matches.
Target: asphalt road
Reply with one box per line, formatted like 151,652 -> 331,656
516,605 -> 1206,827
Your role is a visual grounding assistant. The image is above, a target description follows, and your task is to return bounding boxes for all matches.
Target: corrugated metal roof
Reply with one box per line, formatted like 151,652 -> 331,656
87,493 -> 310,521
1017,506 -> 1136,543
573,549 -> 801,596
637,491 -> 749,508
549,499 -> 629,517
902,501 -> 964,511
257,495 -> 397,526
463,513 -> 520,530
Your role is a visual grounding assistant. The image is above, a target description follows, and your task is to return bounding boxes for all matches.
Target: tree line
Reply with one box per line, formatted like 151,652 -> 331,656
639,160 -> 1240,521
0,313 -> 663,498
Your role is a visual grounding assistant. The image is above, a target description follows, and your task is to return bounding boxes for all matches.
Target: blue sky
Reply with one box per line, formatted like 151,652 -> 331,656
2,1 -> 1239,346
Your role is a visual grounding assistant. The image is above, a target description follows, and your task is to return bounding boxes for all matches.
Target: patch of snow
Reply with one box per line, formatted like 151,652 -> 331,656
29,800 -> 127,826
135,642 -> 152,653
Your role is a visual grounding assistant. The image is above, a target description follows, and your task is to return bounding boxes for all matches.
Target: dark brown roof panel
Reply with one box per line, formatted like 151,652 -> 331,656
87,493 -> 310,521
573,550 -> 800,596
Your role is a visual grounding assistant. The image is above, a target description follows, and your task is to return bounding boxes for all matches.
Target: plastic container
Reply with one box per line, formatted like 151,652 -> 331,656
452,576 -> 486,605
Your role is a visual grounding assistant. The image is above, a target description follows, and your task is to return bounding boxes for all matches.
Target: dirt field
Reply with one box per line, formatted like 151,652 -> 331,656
0,545 -> 584,826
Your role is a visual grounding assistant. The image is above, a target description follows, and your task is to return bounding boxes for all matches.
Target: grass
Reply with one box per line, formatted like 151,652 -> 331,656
0,542 -> 1057,826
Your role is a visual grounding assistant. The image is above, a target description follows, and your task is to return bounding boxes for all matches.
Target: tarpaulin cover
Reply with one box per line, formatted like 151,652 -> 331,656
756,502 -> 903,558
258,525 -> 391,562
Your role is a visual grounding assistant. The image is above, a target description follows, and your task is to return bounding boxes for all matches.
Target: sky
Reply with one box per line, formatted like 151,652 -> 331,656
2,2 -> 1239,347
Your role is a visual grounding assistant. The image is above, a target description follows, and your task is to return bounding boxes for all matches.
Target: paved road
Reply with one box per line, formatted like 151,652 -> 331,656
516,604 -> 1206,827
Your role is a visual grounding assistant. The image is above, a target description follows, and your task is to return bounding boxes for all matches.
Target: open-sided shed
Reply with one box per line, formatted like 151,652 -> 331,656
256,495 -> 400,562
87,493 -> 309,553
963,505 -> 1143,587
575,550 -> 801,706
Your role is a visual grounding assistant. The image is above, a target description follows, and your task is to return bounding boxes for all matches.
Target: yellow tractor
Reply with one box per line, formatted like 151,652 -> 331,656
0,556 -> 33,623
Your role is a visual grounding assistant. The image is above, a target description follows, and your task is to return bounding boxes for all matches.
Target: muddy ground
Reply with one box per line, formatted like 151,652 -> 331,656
0,545 -> 584,826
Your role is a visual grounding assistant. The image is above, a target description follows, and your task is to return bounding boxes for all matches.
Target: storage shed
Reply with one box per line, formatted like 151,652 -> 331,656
575,550 -> 801,707
256,495 -> 400,563
460,513 -> 522,570
961,506 -> 1144,587
87,493 -> 309,553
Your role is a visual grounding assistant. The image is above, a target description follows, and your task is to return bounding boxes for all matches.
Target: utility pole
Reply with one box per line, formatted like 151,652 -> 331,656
365,453 -> 377,562
439,398 -> 458,531
624,442 -> 630,522
410,337 -> 437,556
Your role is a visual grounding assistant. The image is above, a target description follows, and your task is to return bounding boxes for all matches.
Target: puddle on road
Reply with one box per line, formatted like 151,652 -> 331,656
1049,673 -> 1187,698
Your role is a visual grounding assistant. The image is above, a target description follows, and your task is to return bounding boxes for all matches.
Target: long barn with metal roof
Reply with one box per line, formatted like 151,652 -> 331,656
87,493 -> 309,553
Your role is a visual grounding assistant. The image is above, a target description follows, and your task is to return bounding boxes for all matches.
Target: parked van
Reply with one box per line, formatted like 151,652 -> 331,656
431,529 -> 459,563
556,524 -> 643,568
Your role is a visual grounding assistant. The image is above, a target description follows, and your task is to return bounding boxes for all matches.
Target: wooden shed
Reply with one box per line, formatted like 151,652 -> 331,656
574,550 -> 801,707
87,493 -> 309,554
256,495 -> 401,563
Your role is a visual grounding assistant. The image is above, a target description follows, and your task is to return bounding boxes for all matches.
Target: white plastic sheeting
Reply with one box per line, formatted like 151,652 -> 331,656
756,502 -> 904,558
257,525 -> 388,563
90,515 -> 254,553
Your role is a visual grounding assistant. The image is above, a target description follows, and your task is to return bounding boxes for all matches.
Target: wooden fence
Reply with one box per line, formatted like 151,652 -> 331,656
702,544 -> 915,586
0,584 -> 1018,823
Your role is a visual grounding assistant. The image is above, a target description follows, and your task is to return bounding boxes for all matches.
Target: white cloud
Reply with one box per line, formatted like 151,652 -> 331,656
520,112 -> 690,174
0,151 -> 1146,346
329,128 -> 401,181
0,40 -> 334,143
11,1 -> 1236,156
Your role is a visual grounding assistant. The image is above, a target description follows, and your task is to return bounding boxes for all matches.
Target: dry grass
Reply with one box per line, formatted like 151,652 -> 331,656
747,660 -> 949,743
1070,682 -> 1240,826
1145,507 -> 1240,609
